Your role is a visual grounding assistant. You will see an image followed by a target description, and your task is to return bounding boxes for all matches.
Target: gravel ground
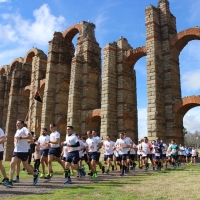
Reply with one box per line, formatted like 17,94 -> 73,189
0,168 -> 149,199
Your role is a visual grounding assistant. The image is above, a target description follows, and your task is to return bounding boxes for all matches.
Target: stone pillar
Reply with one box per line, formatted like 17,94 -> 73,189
145,5 -> 165,140
0,76 -> 6,128
4,63 -> 23,160
158,0 -> 182,144
28,51 -> 47,136
100,42 -> 117,140
116,38 -> 138,142
67,22 -> 101,135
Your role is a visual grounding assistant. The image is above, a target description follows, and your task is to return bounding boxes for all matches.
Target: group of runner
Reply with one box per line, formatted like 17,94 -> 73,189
0,119 -> 198,188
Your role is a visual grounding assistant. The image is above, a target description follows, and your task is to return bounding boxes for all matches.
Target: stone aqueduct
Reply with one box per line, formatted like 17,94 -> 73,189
0,0 -> 200,160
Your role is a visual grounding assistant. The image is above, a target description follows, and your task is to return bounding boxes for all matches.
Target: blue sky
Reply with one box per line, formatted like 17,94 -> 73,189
0,0 -> 200,138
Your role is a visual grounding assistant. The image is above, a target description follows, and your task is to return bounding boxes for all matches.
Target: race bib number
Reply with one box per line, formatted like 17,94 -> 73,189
186,151 -> 189,154
155,153 -> 160,157
172,149 -> 176,153
41,143 -> 48,149
105,145 -> 110,149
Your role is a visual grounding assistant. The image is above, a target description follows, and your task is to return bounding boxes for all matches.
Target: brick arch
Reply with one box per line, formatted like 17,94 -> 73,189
173,95 -> 200,115
124,46 -> 146,67
62,24 -> 82,44
24,48 -> 40,64
9,57 -> 23,72
0,66 -> 8,75
170,27 -> 200,56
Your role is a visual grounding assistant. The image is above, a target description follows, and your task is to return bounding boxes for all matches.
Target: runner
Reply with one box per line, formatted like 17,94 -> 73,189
169,139 -> 179,169
153,137 -> 163,170
86,130 -> 100,178
115,132 -> 131,176
137,139 -> 143,169
129,141 -> 137,170
44,123 -> 65,179
191,146 -> 197,165
103,135 -> 115,174
124,132 -> 133,172
141,137 -> 152,172
185,146 -> 192,164
161,139 -> 167,168
0,127 -> 8,184
37,128 -> 50,178
63,126 -> 83,184
2,120 -> 38,188
178,144 -> 185,166
92,130 -> 104,173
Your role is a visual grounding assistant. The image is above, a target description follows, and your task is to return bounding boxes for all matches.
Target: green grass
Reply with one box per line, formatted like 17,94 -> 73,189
2,162 -> 200,200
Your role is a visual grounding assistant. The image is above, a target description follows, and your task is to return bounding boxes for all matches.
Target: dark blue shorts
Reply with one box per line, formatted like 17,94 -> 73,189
104,154 -> 113,161
88,152 -> 98,161
128,154 -> 135,161
96,152 -> 100,161
0,151 -> 3,161
118,154 -> 127,161
66,151 -> 80,164
154,153 -> 162,160
41,149 -> 49,157
12,152 -> 29,162
48,147 -> 61,158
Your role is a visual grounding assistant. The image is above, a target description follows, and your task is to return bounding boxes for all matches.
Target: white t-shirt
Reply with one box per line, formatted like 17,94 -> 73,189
86,137 -> 99,153
162,143 -> 167,154
50,131 -> 60,148
0,128 -> 5,152
141,142 -> 151,156
38,135 -> 50,150
130,143 -> 137,154
115,138 -> 130,155
78,139 -> 85,157
137,144 -> 142,155
64,133 -> 80,152
192,149 -> 197,156
103,140 -> 115,155
93,136 -> 102,153
178,146 -> 185,155
63,146 -> 68,158
14,127 -> 30,152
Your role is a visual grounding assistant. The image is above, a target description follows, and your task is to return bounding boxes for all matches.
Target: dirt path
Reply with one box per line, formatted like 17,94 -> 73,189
0,167 -> 153,199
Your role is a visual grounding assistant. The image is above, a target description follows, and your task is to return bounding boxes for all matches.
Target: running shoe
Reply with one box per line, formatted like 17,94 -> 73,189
40,173 -> 45,178
44,175 -> 51,179
50,171 -> 54,178
1,178 -> 9,184
33,173 -> 39,185
92,173 -> 98,178
120,173 -> 124,176
64,178 -> 72,184
12,177 -> 19,183
2,180 -> 13,188
105,169 -> 109,174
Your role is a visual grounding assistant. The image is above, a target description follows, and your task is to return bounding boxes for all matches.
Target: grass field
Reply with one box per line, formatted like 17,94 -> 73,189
1,161 -> 200,200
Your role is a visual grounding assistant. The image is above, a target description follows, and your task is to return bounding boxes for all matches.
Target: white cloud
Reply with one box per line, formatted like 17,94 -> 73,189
183,107 -> 200,133
0,4 -> 66,66
138,107 -> 147,139
0,0 -> 9,2
182,70 -> 200,92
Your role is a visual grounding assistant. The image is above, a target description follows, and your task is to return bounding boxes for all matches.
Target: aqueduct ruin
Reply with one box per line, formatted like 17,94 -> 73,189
0,0 -> 200,160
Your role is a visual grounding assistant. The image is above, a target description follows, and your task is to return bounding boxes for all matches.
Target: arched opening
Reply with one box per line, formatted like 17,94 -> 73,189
173,96 -> 200,144
0,68 -> 6,76
86,109 -> 101,137
124,46 -> 147,141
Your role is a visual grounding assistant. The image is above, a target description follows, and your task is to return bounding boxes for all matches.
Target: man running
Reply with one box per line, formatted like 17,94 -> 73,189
153,137 -> 163,170
169,139 -> 179,169
115,132 -> 131,176
103,135 -> 115,174
86,130 -> 100,178
2,120 -> 38,188
37,128 -> 50,178
63,126 -> 83,184
45,123 -> 65,179
0,127 -> 8,183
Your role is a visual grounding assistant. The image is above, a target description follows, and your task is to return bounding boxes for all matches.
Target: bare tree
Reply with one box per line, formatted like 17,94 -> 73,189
184,131 -> 200,148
